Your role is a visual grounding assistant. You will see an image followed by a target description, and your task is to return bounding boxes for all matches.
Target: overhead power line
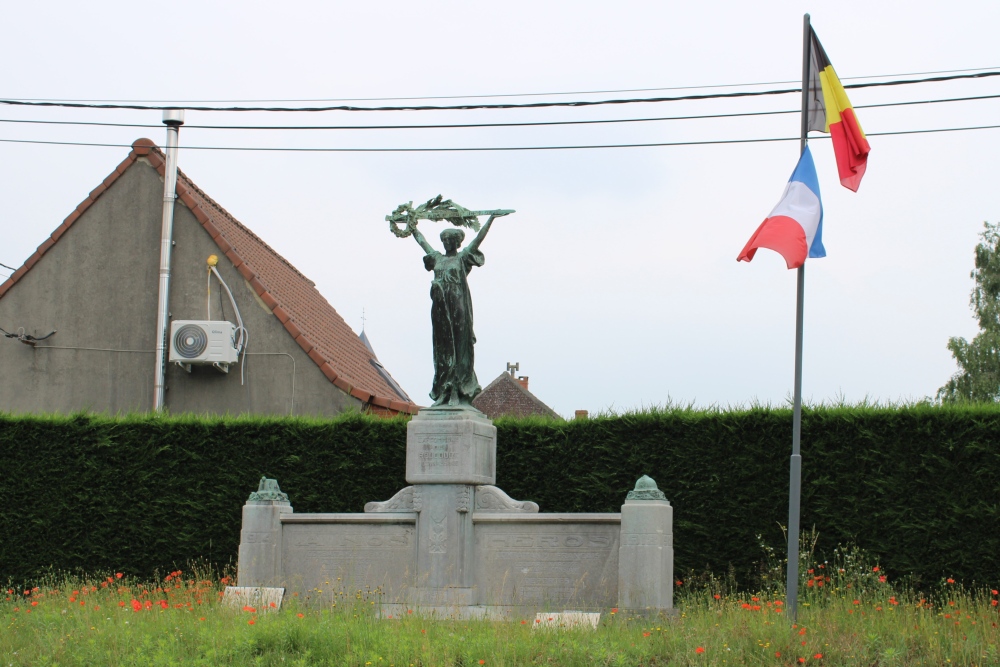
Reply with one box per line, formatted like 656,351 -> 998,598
2,123 -> 998,153
6,66 -> 998,104
1,72 -> 998,113
0,261 -> 17,272
0,93 -> 997,132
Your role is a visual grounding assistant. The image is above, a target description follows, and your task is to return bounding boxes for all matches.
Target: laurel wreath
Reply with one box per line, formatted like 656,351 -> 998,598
386,195 -> 482,239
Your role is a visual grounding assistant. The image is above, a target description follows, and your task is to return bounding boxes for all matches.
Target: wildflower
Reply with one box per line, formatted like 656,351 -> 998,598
814,654 -> 823,659
199,617 -> 206,621
115,573 -> 123,579
713,594 -> 721,600
521,620 -> 526,624
118,601 -> 125,607
298,613 -> 305,618
798,628 -> 806,635
947,578 -> 955,584
991,589 -> 998,596
30,601 -> 37,607
695,647 -> 706,654
643,632 -> 651,637
751,596 -> 759,601
676,580 -> 683,586
992,600 -> 998,607
243,606 -> 257,613
798,659 -> 806,664
248,619 -> 255,625
269,602 -> 276,608
873,567 -> 879,572
131,600 -> 142,612
479,662 -> 485,665
775,652 -> 781,657
774,600 -> 783,606
879,576 -> 887,583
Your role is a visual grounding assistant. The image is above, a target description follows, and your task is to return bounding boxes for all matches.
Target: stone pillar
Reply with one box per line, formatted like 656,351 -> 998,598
406,406 -> 496,606
618,475 -> 673,612
237,477 -> 293,588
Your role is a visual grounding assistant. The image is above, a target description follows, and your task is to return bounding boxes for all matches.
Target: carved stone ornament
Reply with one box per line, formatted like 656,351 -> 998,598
625,475 -> 667,501
248,476 -> 289,502
364,486 -> 416,513
474,485 -> 540,513
456,486 -> 472,513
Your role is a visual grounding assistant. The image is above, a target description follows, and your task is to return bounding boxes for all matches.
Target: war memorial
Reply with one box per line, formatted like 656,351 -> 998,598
235,198 -> 674,617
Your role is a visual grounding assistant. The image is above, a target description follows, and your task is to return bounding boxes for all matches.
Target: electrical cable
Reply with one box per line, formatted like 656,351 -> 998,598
1,93 -> 998,132
1,123 -> 998,153
6,65 -> 997,104
1,71 -> 997,113
0,261 -> 17,271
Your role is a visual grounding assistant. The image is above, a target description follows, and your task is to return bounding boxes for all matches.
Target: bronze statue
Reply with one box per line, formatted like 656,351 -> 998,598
386,196 -> 513,407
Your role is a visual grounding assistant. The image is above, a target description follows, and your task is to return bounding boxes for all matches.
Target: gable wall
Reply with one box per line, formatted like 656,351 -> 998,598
0,159 -> 360,416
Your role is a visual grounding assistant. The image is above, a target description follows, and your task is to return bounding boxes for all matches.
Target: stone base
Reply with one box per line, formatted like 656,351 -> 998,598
409,586 -> 477,607
406,407 -> 496,485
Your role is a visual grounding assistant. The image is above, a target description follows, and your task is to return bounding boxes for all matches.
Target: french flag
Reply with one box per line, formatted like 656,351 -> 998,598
738,146 -> 825,270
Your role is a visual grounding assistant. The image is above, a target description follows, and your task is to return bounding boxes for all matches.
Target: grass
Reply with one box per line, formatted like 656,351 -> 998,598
2,564 -> 999,667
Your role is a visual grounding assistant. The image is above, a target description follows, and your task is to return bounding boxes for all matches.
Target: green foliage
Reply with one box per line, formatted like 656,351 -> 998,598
939,221 -> 1000,402
3,569 -> 999,666
2,405 -> 1000,589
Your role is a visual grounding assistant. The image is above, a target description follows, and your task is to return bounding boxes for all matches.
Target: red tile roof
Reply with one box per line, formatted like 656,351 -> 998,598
472,372 -> 561,420
0,138 -> 419,415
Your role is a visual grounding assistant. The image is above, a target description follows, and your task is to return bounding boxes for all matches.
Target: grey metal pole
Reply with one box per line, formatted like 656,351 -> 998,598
786,12 -> 811,625
152,109 -> 185,412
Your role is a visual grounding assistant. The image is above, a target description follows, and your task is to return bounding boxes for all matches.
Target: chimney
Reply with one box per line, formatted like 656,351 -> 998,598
517,376 -> 529,390
575,410 -> 589,420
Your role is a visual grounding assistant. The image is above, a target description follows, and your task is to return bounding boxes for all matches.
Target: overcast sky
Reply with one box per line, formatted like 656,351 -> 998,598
2,1 -> 999,417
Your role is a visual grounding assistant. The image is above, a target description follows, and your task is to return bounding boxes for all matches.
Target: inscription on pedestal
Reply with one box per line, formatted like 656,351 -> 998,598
282,524 -> 415,602
406,411 -> 496,484
475,522 -> 620,608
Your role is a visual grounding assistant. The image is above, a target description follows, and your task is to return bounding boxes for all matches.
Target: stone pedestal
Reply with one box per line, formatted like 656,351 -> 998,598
237,478 -> 294,587
406,407 -> 494,606
618,476 -> 673,612
405,406 -> 496,485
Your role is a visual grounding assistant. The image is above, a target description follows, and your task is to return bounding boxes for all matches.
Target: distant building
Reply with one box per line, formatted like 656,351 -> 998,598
0,138 -> 417,417
472,365 -> 561,420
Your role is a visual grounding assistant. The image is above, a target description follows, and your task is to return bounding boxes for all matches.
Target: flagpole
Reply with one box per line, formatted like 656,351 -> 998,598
786,11 -> 811,625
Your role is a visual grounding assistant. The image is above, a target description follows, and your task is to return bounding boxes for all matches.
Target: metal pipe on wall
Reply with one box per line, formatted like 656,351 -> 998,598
152,109 -> 185,411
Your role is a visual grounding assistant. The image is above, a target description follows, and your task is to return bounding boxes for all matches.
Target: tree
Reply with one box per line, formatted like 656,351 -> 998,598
938,221 -> 1000,402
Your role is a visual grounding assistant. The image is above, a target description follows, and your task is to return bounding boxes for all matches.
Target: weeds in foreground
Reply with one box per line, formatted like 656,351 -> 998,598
2,560 -> 999,666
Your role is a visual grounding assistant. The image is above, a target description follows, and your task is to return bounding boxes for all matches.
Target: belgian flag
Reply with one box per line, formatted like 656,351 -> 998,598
805,29 -> 870,192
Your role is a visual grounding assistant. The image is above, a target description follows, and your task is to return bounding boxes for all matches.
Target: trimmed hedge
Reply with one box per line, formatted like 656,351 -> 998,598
1,406 -> 998,587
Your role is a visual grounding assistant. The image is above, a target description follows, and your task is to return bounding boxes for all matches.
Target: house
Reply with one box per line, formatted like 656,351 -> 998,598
472,365 -> 561,419
0,138 -> 417,417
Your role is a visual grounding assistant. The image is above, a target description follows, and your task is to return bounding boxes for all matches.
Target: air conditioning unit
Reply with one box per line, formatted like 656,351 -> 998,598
169,320 -> 239,373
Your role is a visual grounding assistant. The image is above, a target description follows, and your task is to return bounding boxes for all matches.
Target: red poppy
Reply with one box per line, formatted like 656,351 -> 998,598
814,654 -> 823,659
992,600 -> 998,607
297,613 -> 305,618
713,594 -> 721,600
248,619 -> 255,625
695,647 -> 705,654
775,652 -> 781,657
853,600 -> 860,605
991,589 -> 998,595
115,573 -> 123,579
878,576 -> 887,583
242,606 -> 256,613
947,578 -> 955,584
873,567 -> 879,572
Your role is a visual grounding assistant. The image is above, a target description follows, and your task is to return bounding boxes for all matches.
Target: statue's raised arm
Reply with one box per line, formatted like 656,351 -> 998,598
384,196 -> 515,408
466,212 -> 509,254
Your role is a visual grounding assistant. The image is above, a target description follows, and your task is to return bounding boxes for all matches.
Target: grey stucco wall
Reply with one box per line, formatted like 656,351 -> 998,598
0,157 -> 360,416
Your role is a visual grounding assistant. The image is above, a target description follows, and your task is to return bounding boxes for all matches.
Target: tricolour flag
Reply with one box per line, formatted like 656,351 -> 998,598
805,28 -> 870,192
737,146 -> 824,270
